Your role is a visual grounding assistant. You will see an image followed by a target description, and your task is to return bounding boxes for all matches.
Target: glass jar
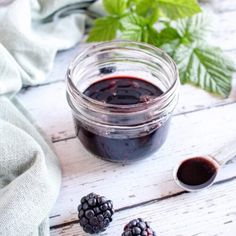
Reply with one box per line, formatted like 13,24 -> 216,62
66,41 -> 179,163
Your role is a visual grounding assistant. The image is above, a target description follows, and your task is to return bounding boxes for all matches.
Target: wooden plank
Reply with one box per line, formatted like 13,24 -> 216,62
17,76 -> 236,142
17,49 -> 236,142
210,0 -> 236,13
211,11 -> 236,51
50,179 -> 236,236
49,103 -> 236,226
43,44 -> 90,84
19,82 -> 74,141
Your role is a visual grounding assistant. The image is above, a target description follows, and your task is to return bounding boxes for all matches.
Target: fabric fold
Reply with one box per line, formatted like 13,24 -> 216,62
0,0 -> 103,235
0,97 -> 61,236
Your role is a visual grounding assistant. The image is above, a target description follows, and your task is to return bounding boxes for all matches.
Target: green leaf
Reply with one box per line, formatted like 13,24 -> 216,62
148,7 -> 161,24
174,44 -> 235,97
103,0 -> 127,15
87,17 -> 120,42
157,0 -> 202,20
158,13 -> 211,55
159,27 -> 180,44
146,26 -> 161,45
129,0 -> 155,15
127,0 -> 160,24
156,26 -> 181,55
120,14 -> 148,41
175,13 -> 212,42
160,39 -> 181,57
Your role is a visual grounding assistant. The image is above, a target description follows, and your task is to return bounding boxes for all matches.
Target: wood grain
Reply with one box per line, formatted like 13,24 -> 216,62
14,0 -> 236,235
49,103 -> 236,227
211,11 -> 236,51
43,44 -> 90,84
50,179 -> 236,236
17,69 -> 236,143
210,0 -> 236,13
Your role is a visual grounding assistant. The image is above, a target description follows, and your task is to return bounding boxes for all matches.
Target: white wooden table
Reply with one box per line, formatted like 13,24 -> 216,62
18,1 -> 236,235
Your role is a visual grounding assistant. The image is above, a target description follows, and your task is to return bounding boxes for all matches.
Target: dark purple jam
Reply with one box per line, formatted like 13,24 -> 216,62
83,76 -> 162,105
177,157 -> 217,188
74,76 -> 170,162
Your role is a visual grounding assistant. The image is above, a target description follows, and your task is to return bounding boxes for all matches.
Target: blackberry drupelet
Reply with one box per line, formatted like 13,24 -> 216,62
122,218 -> 156,236
77,193 -> 114,234
99,66 -> 116,74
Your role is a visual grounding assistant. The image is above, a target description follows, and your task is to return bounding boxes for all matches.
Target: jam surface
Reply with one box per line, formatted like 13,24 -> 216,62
177,157 -> 217,187
83,76 -> 163,105
75,76 -> 169,162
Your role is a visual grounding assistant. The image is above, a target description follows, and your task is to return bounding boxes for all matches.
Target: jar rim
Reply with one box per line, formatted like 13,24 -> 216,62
67,40 -> 179,110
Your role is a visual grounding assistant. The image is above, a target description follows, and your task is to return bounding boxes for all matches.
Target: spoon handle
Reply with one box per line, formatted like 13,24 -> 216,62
209,140 -> 236,166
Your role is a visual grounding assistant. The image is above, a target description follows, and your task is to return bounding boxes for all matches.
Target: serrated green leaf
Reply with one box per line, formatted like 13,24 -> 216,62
174,44 -> 235,97
157,26 -> 181,55
120,14 -> 148,41
103,0 -> 127,15
148,7 -> 161,24
129,0 -> 155,15
173,44 -> 195,83
157,0 -> 202,20
87,17 -> 120,42
159,27 -> 180,44
160,39 -> 181,57
175,13 -> 212,42
127,0 -> 160,24
146,26 -> 160,45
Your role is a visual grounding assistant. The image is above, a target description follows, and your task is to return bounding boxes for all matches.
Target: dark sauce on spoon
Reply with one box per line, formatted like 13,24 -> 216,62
177,157 -> 217,188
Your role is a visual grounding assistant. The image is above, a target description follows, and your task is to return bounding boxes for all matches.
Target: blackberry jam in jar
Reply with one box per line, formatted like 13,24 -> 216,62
66,41 -> 179,163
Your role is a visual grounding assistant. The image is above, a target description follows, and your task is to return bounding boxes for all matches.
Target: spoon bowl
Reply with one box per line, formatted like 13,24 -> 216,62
173,140 -> 236,192
173,155 -> 220,192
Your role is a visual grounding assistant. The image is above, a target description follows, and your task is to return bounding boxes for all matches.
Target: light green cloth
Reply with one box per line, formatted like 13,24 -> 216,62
0,97 -> 60,236
0,0 -> 101,235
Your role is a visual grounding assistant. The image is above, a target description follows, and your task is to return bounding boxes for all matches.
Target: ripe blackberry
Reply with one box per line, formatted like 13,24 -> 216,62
99,66 -> 116,74
77,193 -> 114,234
122,218 -> 156,236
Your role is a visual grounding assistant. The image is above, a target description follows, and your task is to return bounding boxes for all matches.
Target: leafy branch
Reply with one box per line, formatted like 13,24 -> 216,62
87,0 -> 235,97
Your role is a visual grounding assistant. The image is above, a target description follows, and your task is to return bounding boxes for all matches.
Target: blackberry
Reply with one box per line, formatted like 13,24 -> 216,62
77,193 -> 114,234
122,218 -> 156,236
99,66 -> 116,74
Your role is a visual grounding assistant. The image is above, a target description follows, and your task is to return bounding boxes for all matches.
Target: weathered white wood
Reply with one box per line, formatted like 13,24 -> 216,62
17,80 -> 236,142
50,179 -> 236,236
19,82 -> 74,141
211,11 -> 236,51
14,2 -> 236,235
49,103 -> 236,226
210,0 -> 236,13
43,44 -> 90,84
17,48 -> 236,142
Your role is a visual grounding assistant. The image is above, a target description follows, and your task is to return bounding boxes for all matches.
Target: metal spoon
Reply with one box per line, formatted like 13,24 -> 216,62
173,140 -> 236,192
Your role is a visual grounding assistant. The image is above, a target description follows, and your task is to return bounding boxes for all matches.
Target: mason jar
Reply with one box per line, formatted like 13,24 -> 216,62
66,40 -> 179,163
